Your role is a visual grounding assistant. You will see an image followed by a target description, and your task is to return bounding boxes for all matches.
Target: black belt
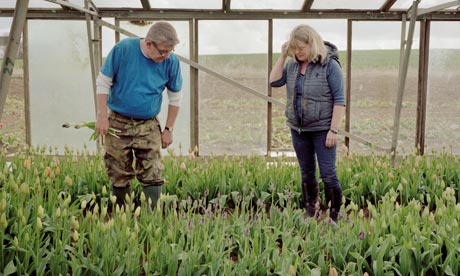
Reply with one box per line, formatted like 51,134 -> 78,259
112,111 -> 154,122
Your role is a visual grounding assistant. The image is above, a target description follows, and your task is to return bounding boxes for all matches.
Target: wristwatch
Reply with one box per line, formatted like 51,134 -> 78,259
164,126 -> 173,132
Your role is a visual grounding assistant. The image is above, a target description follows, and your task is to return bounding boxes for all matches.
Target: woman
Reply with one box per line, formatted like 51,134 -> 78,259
269,24 -> 345,223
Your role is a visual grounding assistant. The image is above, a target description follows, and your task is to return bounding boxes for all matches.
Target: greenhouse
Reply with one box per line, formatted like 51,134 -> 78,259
0,0 -> 459,275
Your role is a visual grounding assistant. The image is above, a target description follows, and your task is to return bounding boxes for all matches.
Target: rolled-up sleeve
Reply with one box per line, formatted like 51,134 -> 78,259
270,68 -> 287,87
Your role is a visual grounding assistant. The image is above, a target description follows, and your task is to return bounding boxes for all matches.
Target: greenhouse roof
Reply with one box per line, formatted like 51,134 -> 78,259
0,0 -> 459,20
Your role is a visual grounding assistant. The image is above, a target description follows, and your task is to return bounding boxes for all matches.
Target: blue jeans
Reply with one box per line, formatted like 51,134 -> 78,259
291,129 -> 340,190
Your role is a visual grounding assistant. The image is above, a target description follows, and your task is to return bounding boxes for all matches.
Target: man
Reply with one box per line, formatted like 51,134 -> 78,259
95,21 -> 183,210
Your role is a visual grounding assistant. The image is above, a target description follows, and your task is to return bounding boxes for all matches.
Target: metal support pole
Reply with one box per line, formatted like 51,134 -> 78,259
416,20 -> 430,155
0,0 -> 29,121
391,0 -> 419,163
267,19 -> 273,156
345,19 -> 352,154
190,19 -> 199,155
84,0 -> 97,112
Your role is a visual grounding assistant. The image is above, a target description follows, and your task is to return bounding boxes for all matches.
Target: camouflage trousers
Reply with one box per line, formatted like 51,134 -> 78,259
104,111 -> 164,188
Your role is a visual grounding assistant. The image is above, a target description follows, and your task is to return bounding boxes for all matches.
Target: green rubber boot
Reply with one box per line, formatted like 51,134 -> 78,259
112,186 -> 130,211
143,185 -> 162,210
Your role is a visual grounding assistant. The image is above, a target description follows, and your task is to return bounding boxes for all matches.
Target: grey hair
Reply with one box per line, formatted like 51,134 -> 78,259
146,21 -> 180,47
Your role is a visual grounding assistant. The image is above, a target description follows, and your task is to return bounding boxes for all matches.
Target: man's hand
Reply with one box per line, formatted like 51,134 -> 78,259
161,129 -> 173,148
96,113 -> 109,136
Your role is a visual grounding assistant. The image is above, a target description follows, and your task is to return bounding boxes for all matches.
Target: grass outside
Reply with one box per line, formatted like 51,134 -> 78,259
200,49 -> 460,70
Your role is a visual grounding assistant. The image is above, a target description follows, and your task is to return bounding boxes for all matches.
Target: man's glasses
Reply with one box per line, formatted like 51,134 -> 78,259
152,41 -> 173,56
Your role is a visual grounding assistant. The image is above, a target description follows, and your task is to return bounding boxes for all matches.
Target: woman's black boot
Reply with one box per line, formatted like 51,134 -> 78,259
301,182 -> 318,217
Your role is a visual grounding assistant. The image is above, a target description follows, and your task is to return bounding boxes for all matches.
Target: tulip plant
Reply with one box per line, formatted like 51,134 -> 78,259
0,145 -> 459,275
62,122 -> 121,141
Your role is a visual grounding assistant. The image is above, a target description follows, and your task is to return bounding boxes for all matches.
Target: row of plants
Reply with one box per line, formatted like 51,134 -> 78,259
0,146 -> 460,275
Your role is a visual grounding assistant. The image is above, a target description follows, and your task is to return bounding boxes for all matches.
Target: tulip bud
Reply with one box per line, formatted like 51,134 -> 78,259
64,176 -> 73,187
93,203 -> 99,215
23,159 -> 31,170
36,217 -> 42,229
13,236 -> 19,249
101,206 -> 107,219
110,195 -> 117,205
328,267 -> 338,276
140,192 -> 146,203
387,172 -> 394,179
43,167 -> 52,178
20,183 -> 29,195
37,205 -> 45,218
73,230 -> 79,242
0,198 -> 6,212
0,213 -> 7,230
135,206 -> 141,218
55,207 -> 61,218
71,216 -> 79,230
154,227 -> 161,238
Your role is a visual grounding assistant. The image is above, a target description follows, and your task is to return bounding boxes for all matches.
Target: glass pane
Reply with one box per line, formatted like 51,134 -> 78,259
425,22 -> 460,154
0,0 -> 15,8
93,0 -> 142,8
119,21 -> 191,155
29,0 -> 62,8
393,0 -> 459,10
28,20 -> 97,153
198,20 -> 268,155
0,0 -> 61,8
349,21 -> 420,155
390,0 -> 413,10
272,19 -> 347,153
231,0 -> 304,10
0,18 -> 12,37
312,0 -> 387,10
419,0 -> 459,9
151,0 -> 221,9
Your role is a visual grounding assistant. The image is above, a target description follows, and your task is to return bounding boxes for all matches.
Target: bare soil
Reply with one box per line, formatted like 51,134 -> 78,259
198,68 -> 460,155
0,73 -> 26,153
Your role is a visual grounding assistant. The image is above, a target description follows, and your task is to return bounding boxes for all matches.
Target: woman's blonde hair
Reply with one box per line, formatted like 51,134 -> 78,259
287,24 -> 327,64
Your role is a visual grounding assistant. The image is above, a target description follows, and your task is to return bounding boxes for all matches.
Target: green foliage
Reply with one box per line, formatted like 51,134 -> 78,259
1,148 -> 460,274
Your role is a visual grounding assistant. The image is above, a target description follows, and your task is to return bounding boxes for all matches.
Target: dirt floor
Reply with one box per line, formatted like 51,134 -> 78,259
0,73 -> 26,153
2,67 -> 459,155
